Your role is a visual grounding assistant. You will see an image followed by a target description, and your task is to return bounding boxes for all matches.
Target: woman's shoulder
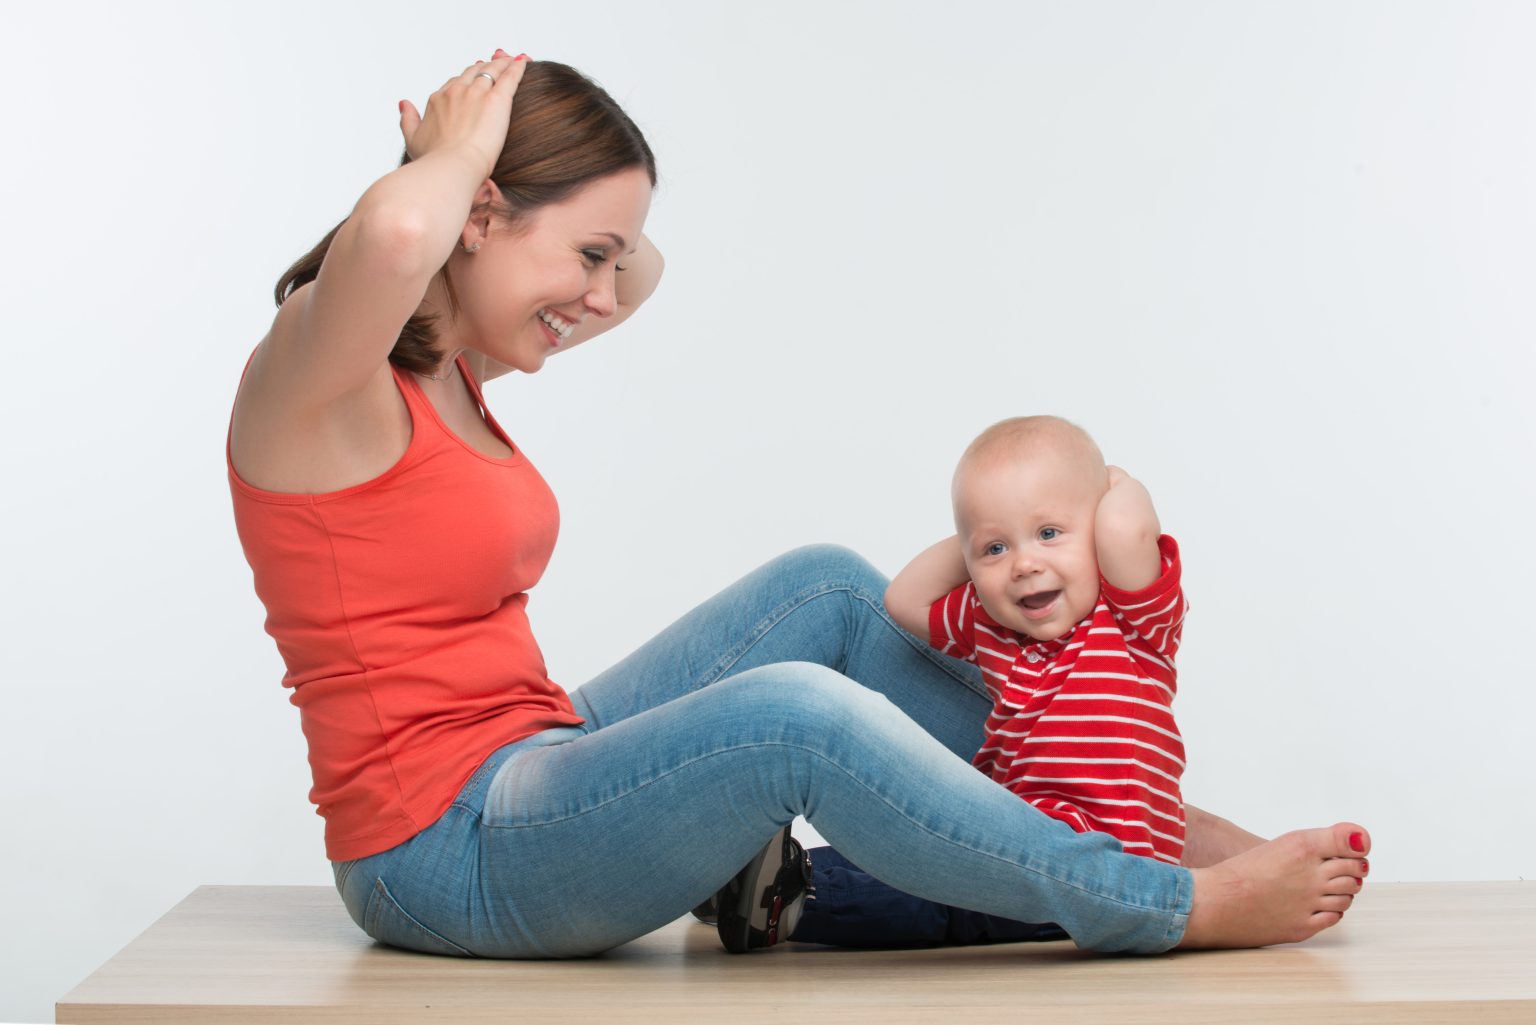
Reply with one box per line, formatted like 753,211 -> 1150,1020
230,291 -> 410,495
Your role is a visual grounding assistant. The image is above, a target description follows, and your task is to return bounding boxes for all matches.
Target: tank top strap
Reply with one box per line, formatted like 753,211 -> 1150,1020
389,358 -> 447,426
456,353 -> 492,413
390,353 -> 522,465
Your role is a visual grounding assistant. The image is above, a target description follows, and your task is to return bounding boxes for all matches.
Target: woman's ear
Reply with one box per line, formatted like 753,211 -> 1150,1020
459,179 -> 503,250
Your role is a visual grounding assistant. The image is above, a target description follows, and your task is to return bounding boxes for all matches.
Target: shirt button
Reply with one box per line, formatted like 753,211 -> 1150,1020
1025,651 -> 1043,664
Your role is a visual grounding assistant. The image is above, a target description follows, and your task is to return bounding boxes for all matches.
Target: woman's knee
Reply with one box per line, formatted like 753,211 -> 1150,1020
728,661 -> 899,738
768,543 -> 888,597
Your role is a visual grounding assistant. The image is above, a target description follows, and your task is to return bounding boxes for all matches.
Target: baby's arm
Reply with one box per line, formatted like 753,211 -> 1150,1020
1095,465 -> 1163,591
884,536 -> 970,638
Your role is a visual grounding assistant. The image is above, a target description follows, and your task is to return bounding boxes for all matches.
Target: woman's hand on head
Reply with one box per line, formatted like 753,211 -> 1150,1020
398,51 -> 529,179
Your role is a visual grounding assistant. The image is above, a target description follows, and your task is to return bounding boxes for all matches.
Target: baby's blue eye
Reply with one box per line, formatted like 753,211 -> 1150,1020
1039,527 -> 1060,541
985,542 -> 1007,556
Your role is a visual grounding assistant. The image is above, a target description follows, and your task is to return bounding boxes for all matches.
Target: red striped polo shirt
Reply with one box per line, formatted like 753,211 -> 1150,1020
929,535 -> 1187,863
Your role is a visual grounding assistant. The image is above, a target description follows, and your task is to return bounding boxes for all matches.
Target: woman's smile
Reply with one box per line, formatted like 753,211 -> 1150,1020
537,307 -> 576,347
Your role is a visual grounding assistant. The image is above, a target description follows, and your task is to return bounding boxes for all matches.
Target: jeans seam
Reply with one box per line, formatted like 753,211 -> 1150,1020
697,581 -> 845,684
1158,864 -> 1194,949
366,877 -> 477,958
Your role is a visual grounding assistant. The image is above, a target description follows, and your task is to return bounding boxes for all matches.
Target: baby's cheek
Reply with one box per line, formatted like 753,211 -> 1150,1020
974,588 -> 1012,624
1065,584 -> 1098,621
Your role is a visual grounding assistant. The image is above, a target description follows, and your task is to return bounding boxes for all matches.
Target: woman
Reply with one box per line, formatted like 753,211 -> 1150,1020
226,51 -> 1369,959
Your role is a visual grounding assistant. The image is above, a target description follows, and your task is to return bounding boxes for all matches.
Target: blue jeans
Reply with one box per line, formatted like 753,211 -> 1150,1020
330,545 -> 1192,957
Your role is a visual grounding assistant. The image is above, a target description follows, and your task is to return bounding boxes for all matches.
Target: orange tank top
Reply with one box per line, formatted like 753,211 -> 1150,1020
225,349 -> 584,862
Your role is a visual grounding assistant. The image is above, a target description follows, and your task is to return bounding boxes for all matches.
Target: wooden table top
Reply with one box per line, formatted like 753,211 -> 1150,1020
57,881 -> 1535,1024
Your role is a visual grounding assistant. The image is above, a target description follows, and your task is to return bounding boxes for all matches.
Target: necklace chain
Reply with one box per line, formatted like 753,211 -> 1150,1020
422,350 -> 463,382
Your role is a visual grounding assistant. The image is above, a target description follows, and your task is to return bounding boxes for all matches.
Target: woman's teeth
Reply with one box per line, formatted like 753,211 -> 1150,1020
538,308 -> 575,340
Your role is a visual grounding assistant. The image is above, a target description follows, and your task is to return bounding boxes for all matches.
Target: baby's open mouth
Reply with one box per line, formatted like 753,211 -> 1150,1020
1019,590 -> 1060,611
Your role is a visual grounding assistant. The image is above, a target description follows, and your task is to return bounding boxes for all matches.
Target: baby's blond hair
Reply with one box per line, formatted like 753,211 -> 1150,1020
953,416 -> 1105,500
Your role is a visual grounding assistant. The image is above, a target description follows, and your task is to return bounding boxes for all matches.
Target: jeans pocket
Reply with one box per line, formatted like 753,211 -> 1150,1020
363,877 -> 478,958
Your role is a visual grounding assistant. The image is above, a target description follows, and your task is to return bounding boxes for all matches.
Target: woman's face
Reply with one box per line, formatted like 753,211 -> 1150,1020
454,166 -> 653,373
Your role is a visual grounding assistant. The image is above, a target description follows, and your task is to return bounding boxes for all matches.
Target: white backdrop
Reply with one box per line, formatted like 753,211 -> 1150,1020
3,2 -> 1533,1022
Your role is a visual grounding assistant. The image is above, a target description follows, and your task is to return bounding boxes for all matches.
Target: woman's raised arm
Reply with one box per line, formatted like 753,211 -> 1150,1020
260,53 -> 528,414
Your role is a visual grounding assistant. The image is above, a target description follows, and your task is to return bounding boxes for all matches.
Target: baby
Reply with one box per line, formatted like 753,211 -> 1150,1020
893,413 -> 1188,862
789,414 -> 1189,947
702,414 -> 1191,949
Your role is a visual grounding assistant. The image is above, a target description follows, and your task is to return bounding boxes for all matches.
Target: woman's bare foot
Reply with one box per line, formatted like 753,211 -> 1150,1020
1182,804 -> 1268,868
1176,822 -> 1370,949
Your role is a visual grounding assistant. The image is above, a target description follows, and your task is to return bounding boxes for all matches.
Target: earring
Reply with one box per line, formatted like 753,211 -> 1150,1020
463,242 -> 481,253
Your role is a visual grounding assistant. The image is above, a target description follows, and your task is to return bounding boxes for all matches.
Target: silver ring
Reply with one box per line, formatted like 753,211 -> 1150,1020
474,71 -> 496,85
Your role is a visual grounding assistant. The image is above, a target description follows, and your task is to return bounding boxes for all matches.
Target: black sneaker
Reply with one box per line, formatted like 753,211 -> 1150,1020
689,892 -> 719,926
716,826 -> 814,953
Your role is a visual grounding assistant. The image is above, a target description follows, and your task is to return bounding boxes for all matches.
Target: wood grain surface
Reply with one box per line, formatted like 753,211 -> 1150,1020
56,881 -> 1535,1024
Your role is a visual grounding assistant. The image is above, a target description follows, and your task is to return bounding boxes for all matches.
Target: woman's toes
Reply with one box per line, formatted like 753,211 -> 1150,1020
1179,823 -> 1373,949
1293,823 -> 1370,862
1308,910 -> 1345,933
1336,823 -> 1370,856
1318,893 -> 1354,914
1323,858 -> 1368,891
1323,876 -> 1358,896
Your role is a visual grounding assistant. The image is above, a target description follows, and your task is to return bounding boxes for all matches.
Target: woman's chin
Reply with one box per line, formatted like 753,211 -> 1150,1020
484,347 -> 543,375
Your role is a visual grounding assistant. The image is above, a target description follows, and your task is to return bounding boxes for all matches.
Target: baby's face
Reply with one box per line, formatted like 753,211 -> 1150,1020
954,449 -> 1105,642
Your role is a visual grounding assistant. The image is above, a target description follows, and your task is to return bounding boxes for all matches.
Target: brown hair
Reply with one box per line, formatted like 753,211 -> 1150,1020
273,60 -> 658,375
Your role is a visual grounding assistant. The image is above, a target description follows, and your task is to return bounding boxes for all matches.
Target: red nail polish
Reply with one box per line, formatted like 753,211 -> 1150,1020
1360,858 -> 1369,875
515,53 -> 529,61
1349,832 -> 1365,852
